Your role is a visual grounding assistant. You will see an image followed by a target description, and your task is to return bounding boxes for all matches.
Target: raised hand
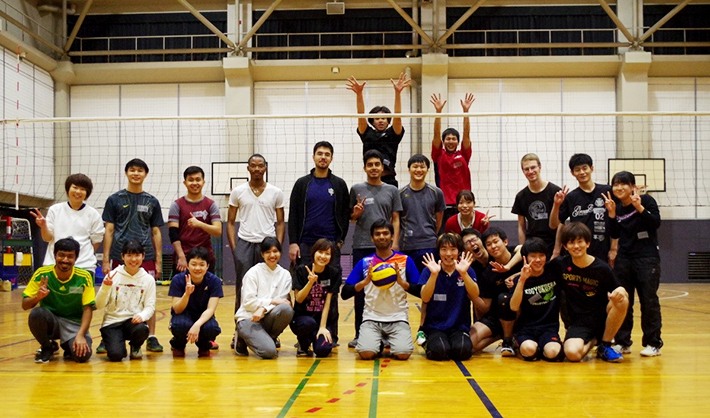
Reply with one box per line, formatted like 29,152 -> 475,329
346,76 -> 366,94
393,261 -> 406,287
30,208 -> 46,228
391,72 -> 411,93
456,251 -> 474,275
554,185 -> 569,206
481,210 -> 495,228
352,194 -> 365,220
306,265 -> 318,284
490,261 -> 510,273
102,271 -> 115,287
36,276 -> 50,300
602,191 -> 616,217
519,256 -> 532,282
185,274 -> 195,296
460,93 -> 475,112
422,253 -> 441,276
630,187 -> 643,210
430,93 -> 447,113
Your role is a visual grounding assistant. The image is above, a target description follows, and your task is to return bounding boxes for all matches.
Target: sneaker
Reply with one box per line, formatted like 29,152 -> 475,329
146,336 -> 163,352
210,340 -> 219,350
230,336 -> 235,350
612,344 -> 632,354
501,339 -> 515,357
171,347 -> 185,358
234,345 -> 249,356
296,349 -> 312,357
416,331 -> 427,346
597,344 -> 624,362
36,340 -> 60,355
34,346 -> 53,363
130,345 -> 142,359
96,341 -> 107,354
274,337 -> 281,349
640,345 -> 661,357
348,338 -> 358,349
198,349 -> 212,358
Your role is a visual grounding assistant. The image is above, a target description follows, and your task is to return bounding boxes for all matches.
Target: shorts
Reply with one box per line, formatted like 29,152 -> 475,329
516,323 -> 561,348
357,320 -> 413,355
476,314 -> 503,339
565,312 -> 607,343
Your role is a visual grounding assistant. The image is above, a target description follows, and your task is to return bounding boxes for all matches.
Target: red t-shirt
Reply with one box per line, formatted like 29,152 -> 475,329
432,145 -> 472,205
444,211 -> 489,234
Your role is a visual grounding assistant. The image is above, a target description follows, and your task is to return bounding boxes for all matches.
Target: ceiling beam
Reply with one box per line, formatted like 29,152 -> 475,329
437,0 -> 487,46
597,0 -> 636,44
64,0 -> 94,52
176,0 -> 236,49
238,0 -> 285,51
384,0 -> 435,48
640,0 -> 693,43
0,9 -> 65,56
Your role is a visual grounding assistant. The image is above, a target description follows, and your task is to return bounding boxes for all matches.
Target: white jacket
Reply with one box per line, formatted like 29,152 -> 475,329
96,265 -> 156,327
235,263 -> 292,322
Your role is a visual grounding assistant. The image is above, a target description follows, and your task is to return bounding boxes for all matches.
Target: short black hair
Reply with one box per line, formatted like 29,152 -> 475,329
64,173 -> 94,199
363,149 -> 384,166
407,154 -> 430,169
248,154 -> 267,165
313,141 -> 334,155
568,153 -> 593,171
611,171 -> 636,186
186,246 -> 210,263
183,166 -> 205,180
367,106 -> 392,127
561,222 -> 592,245
54,237 -> 80,257
442,127 -> 460,142
521,237 -> 547,257
460,227 -> 482,240
260,236 -> 282,254
456,190 -> 476,205
370,219 -> 394,236
121,239 -> 145,255
125,158 -> 149,173
437,233 -> 463,253
482,227 -> 507,244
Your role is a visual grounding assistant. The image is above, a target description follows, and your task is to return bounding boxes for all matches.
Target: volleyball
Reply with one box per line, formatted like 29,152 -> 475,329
371,262 -> 397,289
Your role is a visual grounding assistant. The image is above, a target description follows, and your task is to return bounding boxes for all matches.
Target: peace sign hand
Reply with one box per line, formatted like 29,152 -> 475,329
30,208 -> 46,228
554,185 -> 569,206
519,256 -> 532,282
185,274 -> 195,296
481,210 -> 495,227
37,275 -> 50,300
602,191 -> 616,217
102,270 -> 115,286
352,194 -> 365,220
305,265 -> 318,284
630,187 -> 643,210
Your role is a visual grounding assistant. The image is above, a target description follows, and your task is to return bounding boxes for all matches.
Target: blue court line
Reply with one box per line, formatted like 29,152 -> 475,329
276,359 -> 320,418
343,306 -> 354,322
455,360 -> 503,418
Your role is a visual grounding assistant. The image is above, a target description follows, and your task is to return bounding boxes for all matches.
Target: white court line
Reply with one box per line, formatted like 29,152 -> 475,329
659,289 -> 689,300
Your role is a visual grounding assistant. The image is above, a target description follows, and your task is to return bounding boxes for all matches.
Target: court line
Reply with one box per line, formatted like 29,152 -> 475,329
455,360 -> 503,418
275,359 -> 320,418
343,306 -> 354,322
659,290 -> 689,300
369,358 -> 380,418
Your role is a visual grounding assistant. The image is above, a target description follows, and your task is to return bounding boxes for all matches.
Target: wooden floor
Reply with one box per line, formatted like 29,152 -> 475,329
1,283 -> 709,418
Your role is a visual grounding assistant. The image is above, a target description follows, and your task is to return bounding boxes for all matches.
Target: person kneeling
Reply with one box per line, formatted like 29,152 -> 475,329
169,247 -> 223,358
291,239 -> 341,358
509,238 -> 562,362
235,237 -> 294,359
419,233 -> 479,361
341,220 -> 421,360
96,240 -> 156,361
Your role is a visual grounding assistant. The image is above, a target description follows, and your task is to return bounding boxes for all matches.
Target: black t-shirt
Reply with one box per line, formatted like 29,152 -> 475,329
559,184 -> 613,261
512,182 -> 561,248
609,194 -> 661,259
513,268 -> 559,329
550,255 -> 620,323
292,264 -> 341,319
479,245 -> 522,300
358,126 -> 404,176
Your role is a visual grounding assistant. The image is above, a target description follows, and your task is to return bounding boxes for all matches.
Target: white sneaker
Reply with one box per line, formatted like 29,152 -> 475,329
640,346 -> 661,357
612,344 -> 632,354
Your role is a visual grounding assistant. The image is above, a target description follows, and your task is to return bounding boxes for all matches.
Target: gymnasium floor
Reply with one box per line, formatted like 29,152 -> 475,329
1,283 -> 709,418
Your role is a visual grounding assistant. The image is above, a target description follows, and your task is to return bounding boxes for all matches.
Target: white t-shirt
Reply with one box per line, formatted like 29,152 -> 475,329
43,202 -> 105,272
228,183 -> 285,243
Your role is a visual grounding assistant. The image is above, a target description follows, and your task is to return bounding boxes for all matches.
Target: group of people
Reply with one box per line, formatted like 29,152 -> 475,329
22,75 -> 663,364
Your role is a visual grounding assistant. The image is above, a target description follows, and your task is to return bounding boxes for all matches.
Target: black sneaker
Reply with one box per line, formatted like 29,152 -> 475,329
235,338 -> 248,356
274,337 -> 281,349
35,340 -> 59,356
35,346 -> 53,363
501,339 -> 515,357
146,336 -> 164,352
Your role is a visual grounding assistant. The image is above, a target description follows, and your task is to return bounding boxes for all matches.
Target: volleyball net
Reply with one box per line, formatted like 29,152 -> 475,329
2,111 -> 709,220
